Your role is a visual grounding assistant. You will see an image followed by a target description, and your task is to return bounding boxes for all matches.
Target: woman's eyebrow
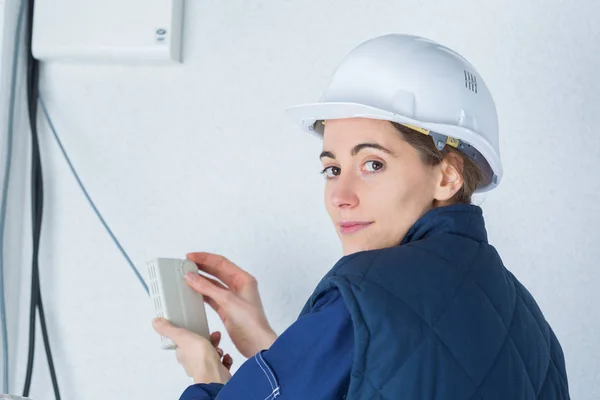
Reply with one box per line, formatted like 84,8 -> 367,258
319,143 -> 396,160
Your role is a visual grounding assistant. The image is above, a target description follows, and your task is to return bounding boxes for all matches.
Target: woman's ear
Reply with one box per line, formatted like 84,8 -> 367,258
434,153 -> 464,203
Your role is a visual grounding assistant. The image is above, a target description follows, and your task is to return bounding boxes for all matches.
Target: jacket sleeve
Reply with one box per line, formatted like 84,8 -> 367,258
179,288 -> 353,400
179,383 -> 224,399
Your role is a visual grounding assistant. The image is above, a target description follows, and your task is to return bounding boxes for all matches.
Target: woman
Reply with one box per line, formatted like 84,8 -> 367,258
153,34 -> 570,399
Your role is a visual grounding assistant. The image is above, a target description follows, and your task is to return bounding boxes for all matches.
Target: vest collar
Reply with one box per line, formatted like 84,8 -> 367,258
400,204 -> 488,245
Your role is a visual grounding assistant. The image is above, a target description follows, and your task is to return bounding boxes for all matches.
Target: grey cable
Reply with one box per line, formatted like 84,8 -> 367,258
37,96 -> 149,295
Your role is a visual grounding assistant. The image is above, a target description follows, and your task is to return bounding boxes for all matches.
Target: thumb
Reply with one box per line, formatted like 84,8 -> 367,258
152,318 -> 186,344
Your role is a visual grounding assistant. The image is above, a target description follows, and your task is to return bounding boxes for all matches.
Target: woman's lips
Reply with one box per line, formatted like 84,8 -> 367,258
339,222 -> 373,234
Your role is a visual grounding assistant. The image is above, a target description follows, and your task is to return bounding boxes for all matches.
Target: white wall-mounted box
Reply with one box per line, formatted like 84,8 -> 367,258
32,0 -> 184,63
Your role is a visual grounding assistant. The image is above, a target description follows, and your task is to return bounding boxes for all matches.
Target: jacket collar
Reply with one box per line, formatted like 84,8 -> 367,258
400,203 -> 488,245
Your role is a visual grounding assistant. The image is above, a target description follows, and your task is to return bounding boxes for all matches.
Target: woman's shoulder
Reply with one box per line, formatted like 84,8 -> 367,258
327,238 -> 511,311
333,236 -> 487,280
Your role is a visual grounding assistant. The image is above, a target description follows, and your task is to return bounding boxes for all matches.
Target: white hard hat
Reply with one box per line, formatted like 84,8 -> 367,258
285,34 -> 502,192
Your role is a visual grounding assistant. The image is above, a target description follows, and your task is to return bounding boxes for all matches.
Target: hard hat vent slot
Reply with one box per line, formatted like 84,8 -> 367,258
464,70 -> 478,94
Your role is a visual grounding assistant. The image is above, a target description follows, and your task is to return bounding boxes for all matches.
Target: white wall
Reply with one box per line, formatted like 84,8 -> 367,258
3,0 -> 599,399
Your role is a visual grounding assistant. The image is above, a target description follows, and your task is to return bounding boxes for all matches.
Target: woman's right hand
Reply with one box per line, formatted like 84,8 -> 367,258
185,252 -> 278,358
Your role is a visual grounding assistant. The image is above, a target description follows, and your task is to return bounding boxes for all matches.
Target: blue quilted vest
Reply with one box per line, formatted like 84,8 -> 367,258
299,204 -> 569,399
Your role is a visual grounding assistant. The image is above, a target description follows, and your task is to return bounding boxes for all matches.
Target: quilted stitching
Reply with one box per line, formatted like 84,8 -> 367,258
512,290 -> 569,390
355,268 -> 566,399
467,299 -> 519,399
352,256 -> 566,398
302,205 -> 569,399
357,282 -> 476,391
470,279 -> 538,394
357,266 -> 521,397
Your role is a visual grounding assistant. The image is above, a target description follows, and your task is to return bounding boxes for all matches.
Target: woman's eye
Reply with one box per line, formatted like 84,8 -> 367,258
364,160 -> 384,172
320,161 -> 383,178
320,166 -> 340,178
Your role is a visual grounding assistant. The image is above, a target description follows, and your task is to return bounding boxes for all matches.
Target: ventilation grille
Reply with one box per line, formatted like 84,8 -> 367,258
464,70 -> 478,93
148,262 -> 168,344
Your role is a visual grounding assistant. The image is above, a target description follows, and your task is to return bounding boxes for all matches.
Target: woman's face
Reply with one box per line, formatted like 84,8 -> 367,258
321,117 -> 443,256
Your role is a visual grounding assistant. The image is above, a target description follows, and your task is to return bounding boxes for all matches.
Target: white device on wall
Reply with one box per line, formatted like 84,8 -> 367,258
31,0 -> 184,63
147,258 -> 210,349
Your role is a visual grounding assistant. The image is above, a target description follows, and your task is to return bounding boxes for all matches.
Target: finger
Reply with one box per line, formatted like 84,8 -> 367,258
152,318 -> 186,345
185,273 -> 231,302
210,331 -> 221,348
186,252 -> 251,289
204,275 -> 229,289
202,295 -> 221,314
186,272 -> 228,291
223,354 -> 233,370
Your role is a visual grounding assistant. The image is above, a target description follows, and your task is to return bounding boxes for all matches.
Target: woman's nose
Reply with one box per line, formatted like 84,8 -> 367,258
330,174 -> 360,209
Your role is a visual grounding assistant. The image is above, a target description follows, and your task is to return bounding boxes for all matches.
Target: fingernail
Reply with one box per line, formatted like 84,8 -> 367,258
186,272 -> 197,282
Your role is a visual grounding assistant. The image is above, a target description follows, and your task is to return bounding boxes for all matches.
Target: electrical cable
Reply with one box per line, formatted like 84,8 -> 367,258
0,0 -> 28,393
3,0 -> 147,395
37,97 -> 149,296
22,0 -> 61,397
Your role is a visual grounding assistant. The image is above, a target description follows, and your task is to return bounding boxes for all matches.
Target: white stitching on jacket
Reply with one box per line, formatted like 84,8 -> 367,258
264,387 -> 281,400
254,353 -> 275,390
258,352 -> 279,390
254,352 -> 280,399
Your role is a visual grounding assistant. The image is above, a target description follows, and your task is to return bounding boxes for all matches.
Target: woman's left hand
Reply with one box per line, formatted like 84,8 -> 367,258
153,318 -> 233,384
